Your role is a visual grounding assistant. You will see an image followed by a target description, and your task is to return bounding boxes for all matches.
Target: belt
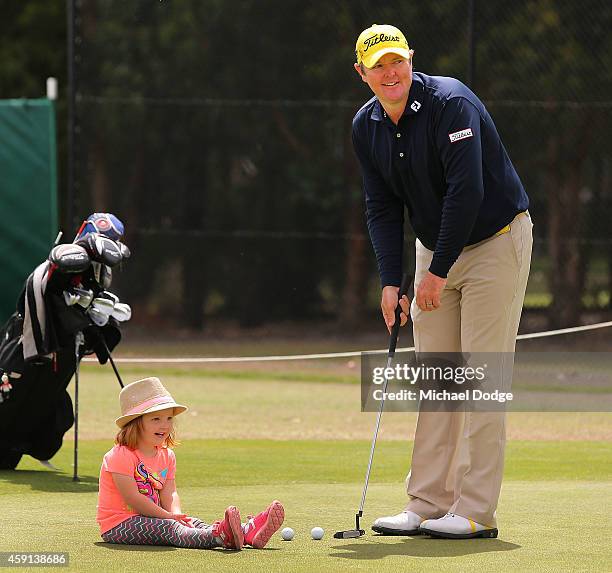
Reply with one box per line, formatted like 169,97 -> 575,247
494,211 -> 528,237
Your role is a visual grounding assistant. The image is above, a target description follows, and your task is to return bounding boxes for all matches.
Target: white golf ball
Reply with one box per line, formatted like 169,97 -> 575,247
281,527 -> 294,541
311,526 -> 324,540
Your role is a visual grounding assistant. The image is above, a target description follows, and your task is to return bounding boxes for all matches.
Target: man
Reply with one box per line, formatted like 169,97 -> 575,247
352,24 -> 532,539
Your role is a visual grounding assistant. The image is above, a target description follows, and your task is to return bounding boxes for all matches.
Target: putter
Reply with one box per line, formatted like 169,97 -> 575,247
334,273 -> 412,540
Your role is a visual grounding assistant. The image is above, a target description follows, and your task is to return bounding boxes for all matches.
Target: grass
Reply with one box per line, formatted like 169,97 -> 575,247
1,440 -> 611,573
4,440 -> 612,491
1,343 -> 611,572
69,366 -> 612,441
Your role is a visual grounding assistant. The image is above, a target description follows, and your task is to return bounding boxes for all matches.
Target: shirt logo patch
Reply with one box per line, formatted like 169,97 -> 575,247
410,100 -> 421,112
448,128 -> 473,143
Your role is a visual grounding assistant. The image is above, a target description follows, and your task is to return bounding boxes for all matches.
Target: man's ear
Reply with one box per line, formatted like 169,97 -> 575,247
354,62 -> 368,82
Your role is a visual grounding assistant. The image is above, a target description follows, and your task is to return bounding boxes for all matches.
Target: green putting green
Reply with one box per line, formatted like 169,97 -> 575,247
1,440 -> 611,572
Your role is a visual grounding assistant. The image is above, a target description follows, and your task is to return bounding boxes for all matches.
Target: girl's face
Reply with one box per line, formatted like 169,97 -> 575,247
139,408 -> 174,448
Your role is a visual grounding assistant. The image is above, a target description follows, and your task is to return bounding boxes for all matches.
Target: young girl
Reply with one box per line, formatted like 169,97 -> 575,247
97,377 -> 284,550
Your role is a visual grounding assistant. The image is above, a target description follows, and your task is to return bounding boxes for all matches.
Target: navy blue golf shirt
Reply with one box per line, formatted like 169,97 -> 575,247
352,72 -> 529,286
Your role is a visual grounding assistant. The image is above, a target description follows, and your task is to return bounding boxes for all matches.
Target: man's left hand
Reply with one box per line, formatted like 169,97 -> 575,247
416,271 -> 447,311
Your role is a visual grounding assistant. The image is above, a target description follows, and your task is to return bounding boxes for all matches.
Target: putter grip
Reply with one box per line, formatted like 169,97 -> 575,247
389,273 -> 412,355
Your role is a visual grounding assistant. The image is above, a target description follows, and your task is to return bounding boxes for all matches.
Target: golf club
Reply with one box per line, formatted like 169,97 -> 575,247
90,296 -> 115,315
86,296 -> 116,326
75,233 -> 123,267
49,243 -> 91,274
100,265 -> 112,289
334,273 -> 412,540
63,290 -> 80,306
99,290 -> 119,305
118,242 -> 131,259
100,337 -> 125,389
73,332 -> 84,482
111,302 -> 132,322
73,286 -> 94,308
87,306 -> 110,327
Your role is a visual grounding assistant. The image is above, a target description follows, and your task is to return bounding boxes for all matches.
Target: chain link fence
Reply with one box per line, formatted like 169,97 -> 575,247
69,0 -> 612,329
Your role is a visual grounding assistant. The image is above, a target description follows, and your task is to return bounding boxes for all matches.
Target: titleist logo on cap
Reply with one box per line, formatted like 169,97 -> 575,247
363,33 -> 402,52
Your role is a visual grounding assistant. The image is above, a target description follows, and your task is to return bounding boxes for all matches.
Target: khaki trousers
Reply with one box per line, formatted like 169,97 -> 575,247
405,212 -> 533,526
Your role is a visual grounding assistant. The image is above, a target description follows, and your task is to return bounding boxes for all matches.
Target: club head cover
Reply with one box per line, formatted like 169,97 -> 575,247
100,265 -> 113,289
118,242 -> 131,259
74,212 -> 124,242
75,233 -> 123,267
49,243 -> 91,273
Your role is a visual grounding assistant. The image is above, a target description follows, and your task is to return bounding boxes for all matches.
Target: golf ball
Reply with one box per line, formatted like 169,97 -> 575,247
311,526 -> 324,540
281,527 -> 294,541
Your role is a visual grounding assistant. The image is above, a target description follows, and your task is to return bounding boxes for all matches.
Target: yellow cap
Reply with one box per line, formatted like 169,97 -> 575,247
355,24 -> 411,68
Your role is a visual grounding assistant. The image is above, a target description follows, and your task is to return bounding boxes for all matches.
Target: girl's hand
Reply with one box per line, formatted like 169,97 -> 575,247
168,513 -> 191,526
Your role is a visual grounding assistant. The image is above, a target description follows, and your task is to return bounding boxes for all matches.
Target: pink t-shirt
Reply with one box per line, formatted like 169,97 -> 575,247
96,444 -> 176,534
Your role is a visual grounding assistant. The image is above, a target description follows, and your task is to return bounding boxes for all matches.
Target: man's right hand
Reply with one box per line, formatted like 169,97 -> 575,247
381,285 -> 410,334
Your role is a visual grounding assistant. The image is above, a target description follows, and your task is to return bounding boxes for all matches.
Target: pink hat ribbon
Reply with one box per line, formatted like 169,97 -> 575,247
124,395 -> 175,416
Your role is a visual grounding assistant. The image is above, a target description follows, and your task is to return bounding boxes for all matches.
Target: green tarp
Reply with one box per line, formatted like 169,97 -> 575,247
0,99 -> 58,322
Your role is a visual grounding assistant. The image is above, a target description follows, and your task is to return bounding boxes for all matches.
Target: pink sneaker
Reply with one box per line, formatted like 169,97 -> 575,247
243,500 -> 285,549
212,506 -> 244,550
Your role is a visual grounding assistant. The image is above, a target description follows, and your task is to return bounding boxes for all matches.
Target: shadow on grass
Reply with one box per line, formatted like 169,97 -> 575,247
94,542 -> 277,553
0,470 -> 98,493
94,542 -> 176,553
330,537 -> 520,559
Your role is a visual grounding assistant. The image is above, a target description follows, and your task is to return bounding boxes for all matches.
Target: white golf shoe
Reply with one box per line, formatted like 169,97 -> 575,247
372,511 -> 424,535
419,512 -> 498,539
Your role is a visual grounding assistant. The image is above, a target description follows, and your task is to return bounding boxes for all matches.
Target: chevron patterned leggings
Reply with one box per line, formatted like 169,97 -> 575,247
102,516 -> 220,549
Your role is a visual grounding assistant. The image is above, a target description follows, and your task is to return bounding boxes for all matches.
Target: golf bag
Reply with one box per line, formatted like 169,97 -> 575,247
0,213 -> 131,470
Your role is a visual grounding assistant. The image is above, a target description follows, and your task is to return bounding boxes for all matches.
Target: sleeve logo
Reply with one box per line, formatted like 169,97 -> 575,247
448,128 -> 473,143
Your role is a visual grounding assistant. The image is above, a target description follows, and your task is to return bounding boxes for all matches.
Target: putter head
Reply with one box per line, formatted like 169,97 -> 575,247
333,529 -> 365,539
334,511 -> 366,539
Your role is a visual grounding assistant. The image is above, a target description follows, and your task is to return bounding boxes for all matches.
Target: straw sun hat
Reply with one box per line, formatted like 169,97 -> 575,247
115,377 -> 187,428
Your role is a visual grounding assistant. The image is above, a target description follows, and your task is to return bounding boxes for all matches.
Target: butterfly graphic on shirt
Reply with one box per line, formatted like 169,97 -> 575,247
134,462 -> 168,505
